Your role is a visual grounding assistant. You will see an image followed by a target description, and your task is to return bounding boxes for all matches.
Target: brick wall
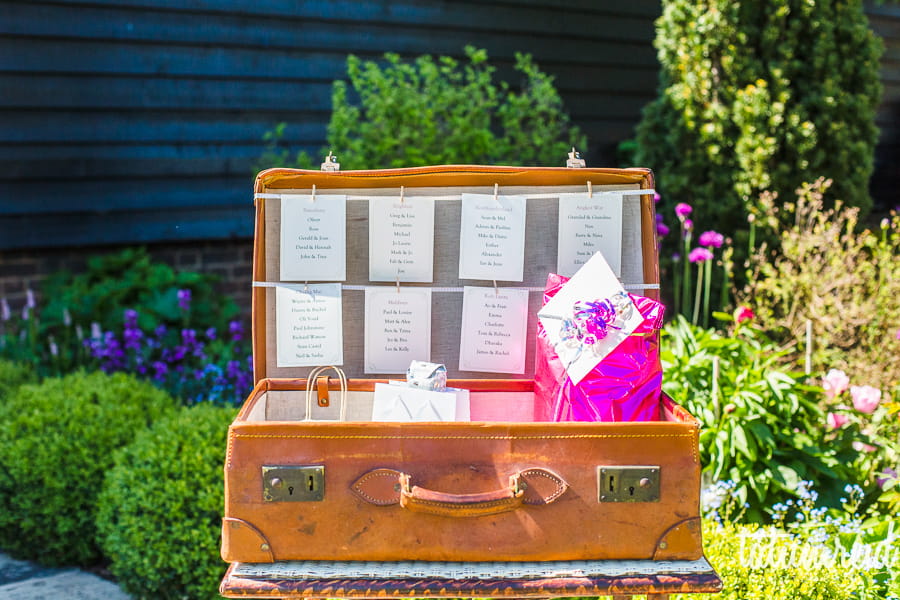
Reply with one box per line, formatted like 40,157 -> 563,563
0,239 -> 254,320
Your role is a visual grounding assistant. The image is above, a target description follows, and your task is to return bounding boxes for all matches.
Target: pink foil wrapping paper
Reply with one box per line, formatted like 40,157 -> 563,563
534,273 -> 665,422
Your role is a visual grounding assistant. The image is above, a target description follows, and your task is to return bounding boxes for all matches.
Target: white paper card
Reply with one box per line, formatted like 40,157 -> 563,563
371,383 -> 470,422
458,193 -> 527,281
280,194 -> 346,281
557,192 -> 624,277
459,286 -> 529,374
364,287 -> 432,374
368,196 -> 435,282
275,284 -> 343,367
537,252 -> 642,384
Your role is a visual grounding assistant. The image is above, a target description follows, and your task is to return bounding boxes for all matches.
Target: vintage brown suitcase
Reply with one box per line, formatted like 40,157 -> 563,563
221,165 -> 708,566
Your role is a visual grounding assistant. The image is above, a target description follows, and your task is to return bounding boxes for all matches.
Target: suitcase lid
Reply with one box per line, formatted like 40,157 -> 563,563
250,164 -> 658,384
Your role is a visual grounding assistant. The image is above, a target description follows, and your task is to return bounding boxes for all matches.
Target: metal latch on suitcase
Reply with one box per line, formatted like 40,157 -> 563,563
262,466 -> 325,502
597,466 -> 660,502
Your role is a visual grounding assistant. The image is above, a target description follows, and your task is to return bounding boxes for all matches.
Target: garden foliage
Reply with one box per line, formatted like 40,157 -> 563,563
738,179 -> 900,392
0,371 -> 175,565
636,0 -> 883,241
257,46 -> 587,170
0,359 -> 36,402
662,317 -> 871,521
98,404 -> 236,600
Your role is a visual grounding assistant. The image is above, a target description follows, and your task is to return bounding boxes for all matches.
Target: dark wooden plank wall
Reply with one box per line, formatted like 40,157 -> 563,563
0,0 -> 896,250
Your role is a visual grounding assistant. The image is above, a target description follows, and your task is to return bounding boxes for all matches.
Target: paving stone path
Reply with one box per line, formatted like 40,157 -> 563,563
0,553 -> 129,599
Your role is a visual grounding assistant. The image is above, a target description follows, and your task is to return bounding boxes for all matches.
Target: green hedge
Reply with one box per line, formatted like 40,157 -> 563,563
97,403 -> 237,600
0,359 -> 37,403
0,371 -> 176,565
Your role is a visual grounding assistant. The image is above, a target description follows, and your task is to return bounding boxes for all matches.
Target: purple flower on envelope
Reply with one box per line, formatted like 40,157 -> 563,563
698,230 -> 724,248
688,248 -> 713,263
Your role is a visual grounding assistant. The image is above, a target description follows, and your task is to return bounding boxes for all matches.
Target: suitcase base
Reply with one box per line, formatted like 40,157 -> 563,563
219,558 -> 722,598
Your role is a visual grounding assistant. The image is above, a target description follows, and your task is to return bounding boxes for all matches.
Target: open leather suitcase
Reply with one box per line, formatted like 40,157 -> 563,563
220,161 -> 721,598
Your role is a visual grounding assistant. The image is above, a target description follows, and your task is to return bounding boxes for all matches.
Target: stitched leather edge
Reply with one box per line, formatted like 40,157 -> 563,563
351,468 -> 402,506
519,468 -> 569,505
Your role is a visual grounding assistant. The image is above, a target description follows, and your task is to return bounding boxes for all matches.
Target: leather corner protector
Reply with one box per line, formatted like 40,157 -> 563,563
653,517 -> 703,560
221,517 -> 274,562
351,468 -> 403,506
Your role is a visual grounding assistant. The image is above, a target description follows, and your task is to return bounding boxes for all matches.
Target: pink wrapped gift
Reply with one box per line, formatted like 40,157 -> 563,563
534,273 -> 665,422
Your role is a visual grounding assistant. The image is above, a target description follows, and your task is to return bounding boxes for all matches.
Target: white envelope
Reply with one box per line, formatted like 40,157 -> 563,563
537,252 -> 643,385
371,383 -> 470,422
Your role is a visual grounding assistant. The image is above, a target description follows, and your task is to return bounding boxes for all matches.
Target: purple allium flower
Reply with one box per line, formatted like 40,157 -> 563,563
656,222 -> 670,237
177,288 -> 192,311
674,203 -> 692,218
683,218 -> 693,233
206,327 -> 217,340
653,192 -> 661,204
698,230 -> 724,248
1,297 -> 9,322
229,320 -> 244,342
124,309 -> 138,328
25,288 -> 36,309
688,247 -> 714,263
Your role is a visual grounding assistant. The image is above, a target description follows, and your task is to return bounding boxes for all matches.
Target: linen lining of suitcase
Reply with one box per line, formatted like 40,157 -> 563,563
261,183 -> 649,382
229,557 -> 716,580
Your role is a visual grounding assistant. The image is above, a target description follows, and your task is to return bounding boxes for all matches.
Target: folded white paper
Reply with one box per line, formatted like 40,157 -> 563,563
371,383 -> 470,422
537,252 -> 642,384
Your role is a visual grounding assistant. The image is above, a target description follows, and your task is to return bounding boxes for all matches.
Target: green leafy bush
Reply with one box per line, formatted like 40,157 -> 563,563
97,403 -> 236,600
635,0 -> 883,245
0,371 -> 176,565
738,179 -> 900,392
0,359 -> 37,403
41,247 -> 239,337
674,521 -> 871,600
258,46 -> 587,170
662,317 -> 871,521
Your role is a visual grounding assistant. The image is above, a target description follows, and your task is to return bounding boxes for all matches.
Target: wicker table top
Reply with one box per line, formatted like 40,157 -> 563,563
220,558 -> 722,598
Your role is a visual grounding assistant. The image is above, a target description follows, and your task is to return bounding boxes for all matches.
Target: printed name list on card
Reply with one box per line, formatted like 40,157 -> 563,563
276,284 -> 343,367
364,287 -> 432,374
280,194 -> 346,282
557,192 -> 624,277
538,252 -> 642,384
459,286 -> 529,374
458,193 -> 527,282
369,196 -> 435,282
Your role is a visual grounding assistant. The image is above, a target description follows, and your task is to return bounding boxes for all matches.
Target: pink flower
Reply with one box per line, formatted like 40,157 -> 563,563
850,385 -> 881,414
735,306 -> 754,323
698,230 -> 724,248
822,369 -> 850,398
826,412 -> 849,430
683,218 -> 693,233
688,247 -> 713,263
653,192 -> 661,204
675,202 -> 692,218
657,222 -> 670,237
852,441 -> 877,453
896,328 -> 900,341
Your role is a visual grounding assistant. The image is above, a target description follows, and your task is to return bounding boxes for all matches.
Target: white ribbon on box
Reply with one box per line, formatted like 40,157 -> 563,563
371,382 -> 470,422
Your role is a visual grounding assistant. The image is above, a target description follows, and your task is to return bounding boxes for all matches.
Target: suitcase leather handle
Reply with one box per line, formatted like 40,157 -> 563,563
351,468 -> 568,517
399,472 -> 524,517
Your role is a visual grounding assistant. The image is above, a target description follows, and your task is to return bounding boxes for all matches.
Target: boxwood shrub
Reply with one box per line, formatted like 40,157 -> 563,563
0,359 -> 37,403
97,403 -> 237,600
0,371 -> 175,565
